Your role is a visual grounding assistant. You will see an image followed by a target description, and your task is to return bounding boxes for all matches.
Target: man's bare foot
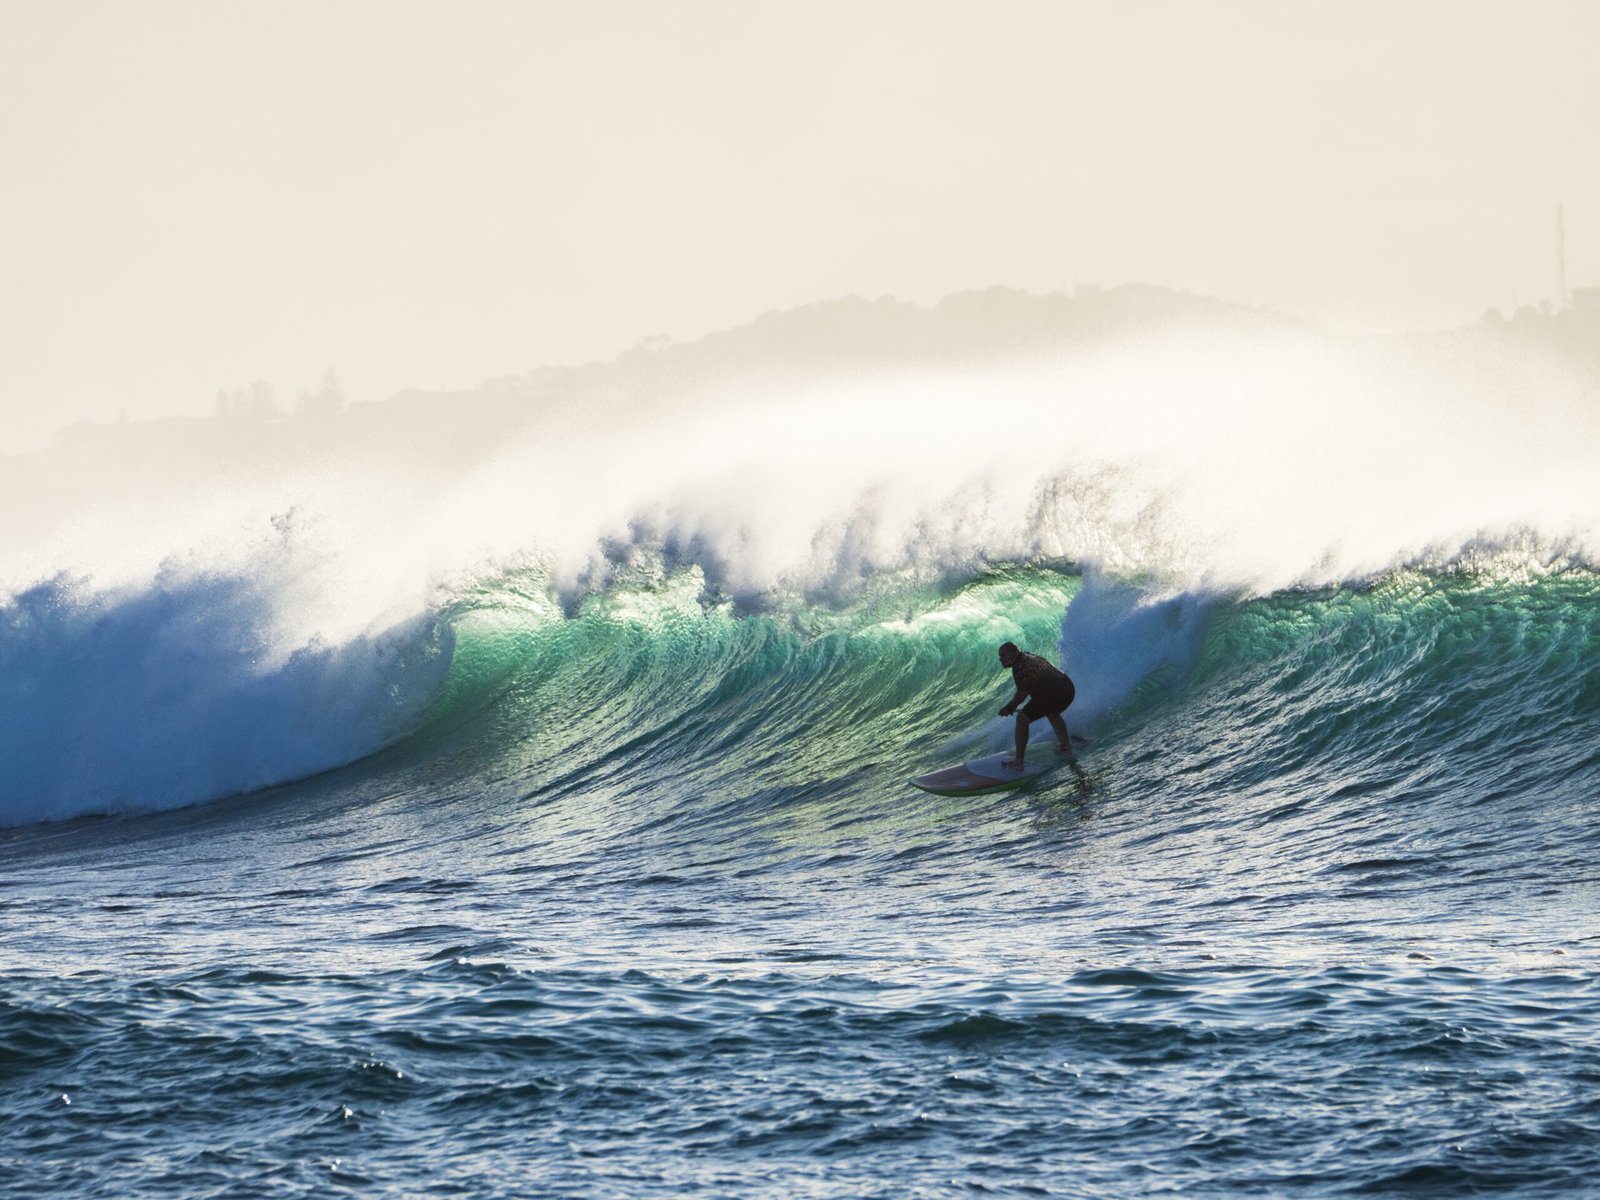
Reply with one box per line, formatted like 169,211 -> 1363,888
1001,758 -> 1024,771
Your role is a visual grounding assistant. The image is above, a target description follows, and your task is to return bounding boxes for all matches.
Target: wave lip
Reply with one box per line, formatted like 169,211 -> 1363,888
0,563 -> 452,828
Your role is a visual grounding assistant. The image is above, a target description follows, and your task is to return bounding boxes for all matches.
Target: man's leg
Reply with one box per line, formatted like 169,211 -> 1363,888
1046,713 -> 1073,754
1005,711 -> 1031,770
1045,710 -> 1089,784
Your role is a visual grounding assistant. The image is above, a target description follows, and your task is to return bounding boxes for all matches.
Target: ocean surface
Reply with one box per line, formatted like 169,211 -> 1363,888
4,558 -> 1599,1198
4,326 -> 1600,1197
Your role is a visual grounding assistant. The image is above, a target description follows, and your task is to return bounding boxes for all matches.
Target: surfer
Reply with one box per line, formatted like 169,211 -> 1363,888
997,642 -> 1076,771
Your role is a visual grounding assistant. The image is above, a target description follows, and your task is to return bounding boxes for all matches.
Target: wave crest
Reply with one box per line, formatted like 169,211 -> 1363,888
0,548 -> 452,827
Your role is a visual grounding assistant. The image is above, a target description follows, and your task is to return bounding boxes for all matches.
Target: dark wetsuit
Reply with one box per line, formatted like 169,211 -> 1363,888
1011,651 -> 1075,721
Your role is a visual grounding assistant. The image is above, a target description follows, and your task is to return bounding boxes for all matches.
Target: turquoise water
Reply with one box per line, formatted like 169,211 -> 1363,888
4,561 -> 1599,1196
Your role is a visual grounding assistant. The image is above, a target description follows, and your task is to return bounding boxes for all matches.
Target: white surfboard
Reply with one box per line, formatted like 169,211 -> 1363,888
910,735 -> 1087,797
909,751 -> 1056,796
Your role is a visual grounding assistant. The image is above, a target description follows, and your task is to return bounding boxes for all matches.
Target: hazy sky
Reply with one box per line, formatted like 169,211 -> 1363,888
3,0 -> 1596,450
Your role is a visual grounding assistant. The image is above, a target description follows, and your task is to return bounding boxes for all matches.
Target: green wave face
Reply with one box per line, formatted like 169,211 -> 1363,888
416,567 -> 1083,796
1213,569 -> 1600,727
398,562 -> 1600,844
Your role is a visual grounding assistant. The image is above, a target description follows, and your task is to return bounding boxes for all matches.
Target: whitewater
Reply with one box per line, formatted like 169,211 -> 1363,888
3,294 -> 1599,1197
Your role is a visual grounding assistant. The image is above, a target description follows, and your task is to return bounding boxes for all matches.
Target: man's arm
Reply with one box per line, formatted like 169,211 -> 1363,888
999,687 -> 1026,717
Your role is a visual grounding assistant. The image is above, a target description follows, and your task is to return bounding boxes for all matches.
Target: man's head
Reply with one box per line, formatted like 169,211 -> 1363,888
998,642 -> 1019,669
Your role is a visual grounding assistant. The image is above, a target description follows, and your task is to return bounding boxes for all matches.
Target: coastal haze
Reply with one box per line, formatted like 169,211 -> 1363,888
3,0 -> 1598,451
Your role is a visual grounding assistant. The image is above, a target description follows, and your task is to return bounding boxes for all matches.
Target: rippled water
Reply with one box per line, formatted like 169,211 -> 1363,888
5,565 -> 1600,1197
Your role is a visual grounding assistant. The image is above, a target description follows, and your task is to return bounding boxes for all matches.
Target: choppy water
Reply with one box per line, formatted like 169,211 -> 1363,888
5,561 -> 1600,1197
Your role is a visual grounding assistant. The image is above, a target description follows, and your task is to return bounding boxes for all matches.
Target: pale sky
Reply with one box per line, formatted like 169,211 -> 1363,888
2,0 -> 1597,450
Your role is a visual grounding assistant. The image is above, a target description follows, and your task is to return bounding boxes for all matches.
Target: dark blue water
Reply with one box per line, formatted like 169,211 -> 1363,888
4,565 -> 1600,1197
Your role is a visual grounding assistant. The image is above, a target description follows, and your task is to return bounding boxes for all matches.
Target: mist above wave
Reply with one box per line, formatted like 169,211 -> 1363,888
7,287 -> 1595,614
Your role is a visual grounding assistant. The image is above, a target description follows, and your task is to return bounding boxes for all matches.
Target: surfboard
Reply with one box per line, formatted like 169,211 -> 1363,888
910,751 -> 1056,796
